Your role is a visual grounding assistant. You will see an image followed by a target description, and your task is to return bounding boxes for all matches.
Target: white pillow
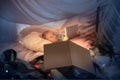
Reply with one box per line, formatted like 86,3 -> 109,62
19,32 -> 51,52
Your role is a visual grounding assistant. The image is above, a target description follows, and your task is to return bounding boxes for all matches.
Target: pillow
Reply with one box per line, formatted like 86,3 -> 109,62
19,32 -> 51,52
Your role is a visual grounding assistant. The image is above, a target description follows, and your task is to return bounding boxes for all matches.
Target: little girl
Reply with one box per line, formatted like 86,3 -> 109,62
42,30 -> 68,42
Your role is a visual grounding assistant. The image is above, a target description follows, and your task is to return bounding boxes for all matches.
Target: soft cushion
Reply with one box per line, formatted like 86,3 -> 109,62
19,32 -> 51,52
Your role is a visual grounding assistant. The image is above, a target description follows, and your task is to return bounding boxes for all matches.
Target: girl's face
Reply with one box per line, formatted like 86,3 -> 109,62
45,31 -> 58,42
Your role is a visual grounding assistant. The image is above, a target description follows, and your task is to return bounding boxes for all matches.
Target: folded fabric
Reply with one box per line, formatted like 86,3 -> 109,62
19,32 -> 51,52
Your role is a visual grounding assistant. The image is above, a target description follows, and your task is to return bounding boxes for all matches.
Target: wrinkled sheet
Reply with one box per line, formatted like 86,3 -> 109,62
10,36 -> 92,62
12,43 -> 44,62
71,37 -> 92,50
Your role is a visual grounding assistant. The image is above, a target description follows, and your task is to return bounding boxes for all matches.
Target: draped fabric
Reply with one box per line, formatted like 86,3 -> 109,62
0,0 -> 120,55
97,0 -> 120,54
113,0 -> 120,54
0,0 -> 98,44
0,0 -> 98,24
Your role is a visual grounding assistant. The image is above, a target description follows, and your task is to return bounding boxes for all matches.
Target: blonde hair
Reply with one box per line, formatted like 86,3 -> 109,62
42,30 -> 51,39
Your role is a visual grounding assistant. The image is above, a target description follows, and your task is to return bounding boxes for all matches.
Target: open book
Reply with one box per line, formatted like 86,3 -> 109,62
65,25 -> 79,39
44,41 -> 95,75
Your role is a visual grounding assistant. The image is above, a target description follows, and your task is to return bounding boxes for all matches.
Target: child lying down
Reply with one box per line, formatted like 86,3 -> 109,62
42,30 -> 68,42
13,30 -> 68,62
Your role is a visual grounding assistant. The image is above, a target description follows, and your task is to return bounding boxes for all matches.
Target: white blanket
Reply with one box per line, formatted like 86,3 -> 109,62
12,43 -> 43,62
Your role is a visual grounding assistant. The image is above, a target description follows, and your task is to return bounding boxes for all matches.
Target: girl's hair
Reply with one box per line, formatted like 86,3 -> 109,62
42,30 -> 51,39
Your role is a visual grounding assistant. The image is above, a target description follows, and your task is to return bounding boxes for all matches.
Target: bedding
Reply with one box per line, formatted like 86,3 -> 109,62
12,37 -> 93,62
11,26 -> 95,62
19,31 -> 51,52
70,37 -> 92,50
12,43 -> 44,62
12,31 -> 52,62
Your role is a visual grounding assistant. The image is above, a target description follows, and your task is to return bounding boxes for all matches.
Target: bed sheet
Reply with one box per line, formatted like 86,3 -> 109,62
12,36 -> 92,62
70,36 -> 92,50
12,43 -> 44,62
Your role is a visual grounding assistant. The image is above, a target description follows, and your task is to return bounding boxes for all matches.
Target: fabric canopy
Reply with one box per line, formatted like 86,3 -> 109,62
0,0 -> 98,24
98,0 -> 120,54
0,0 -> 120,55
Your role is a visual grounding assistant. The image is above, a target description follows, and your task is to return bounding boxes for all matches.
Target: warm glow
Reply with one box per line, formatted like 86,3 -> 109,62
71,37 -> 92,50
